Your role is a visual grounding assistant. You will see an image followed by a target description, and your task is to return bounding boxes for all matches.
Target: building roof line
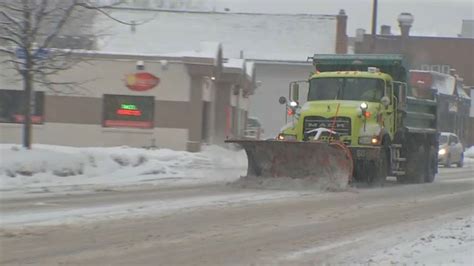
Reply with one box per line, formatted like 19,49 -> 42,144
248,59 -> 312,66
364,33 -> 474,41
106,6 -> 337,18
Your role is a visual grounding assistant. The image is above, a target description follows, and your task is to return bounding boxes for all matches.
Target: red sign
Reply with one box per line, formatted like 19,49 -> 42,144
14,114 -> 43,124
410,72 -> 433,89
125,72 -> 160,91
116,109 -> 142,116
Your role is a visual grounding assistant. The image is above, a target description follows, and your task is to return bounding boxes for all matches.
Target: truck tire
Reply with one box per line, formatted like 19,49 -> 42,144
405,145 -> 425,184
369,146 -> 389,186
353,160 -> 369,184
425,146 -> 436,183
373,155 -> 387,187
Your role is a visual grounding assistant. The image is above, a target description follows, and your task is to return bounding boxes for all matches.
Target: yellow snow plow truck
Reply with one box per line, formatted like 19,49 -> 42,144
227,54 -> 439,185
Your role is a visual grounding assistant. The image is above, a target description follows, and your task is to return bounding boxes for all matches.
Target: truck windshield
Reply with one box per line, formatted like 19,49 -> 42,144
308,77 -> 385,102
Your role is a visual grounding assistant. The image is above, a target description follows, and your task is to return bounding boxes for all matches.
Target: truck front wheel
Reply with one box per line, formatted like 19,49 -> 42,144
374,162 -> 387,186
369,147 -> 388,186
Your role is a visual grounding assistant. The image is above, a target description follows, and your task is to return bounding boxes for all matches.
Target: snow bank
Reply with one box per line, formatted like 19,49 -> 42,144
0,144 -> 246,191
465,146 -> 474,159
369,216 -> 474,265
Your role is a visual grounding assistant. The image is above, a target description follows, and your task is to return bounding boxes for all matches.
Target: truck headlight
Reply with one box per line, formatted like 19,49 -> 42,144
277,134 -> 296,141
438,148 -> 446,155
359,136 -> 378,145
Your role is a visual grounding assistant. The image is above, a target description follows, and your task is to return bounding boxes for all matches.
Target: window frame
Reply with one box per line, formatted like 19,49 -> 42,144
451,135 -> 459,144
308,77 -> 386,102
0,89 -> 45,124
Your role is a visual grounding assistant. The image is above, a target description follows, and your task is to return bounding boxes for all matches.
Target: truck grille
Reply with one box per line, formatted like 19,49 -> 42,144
303,116 -> 351,139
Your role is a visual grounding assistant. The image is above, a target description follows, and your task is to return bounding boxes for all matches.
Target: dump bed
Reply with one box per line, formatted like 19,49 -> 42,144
404,96 -> 437,133
311,54 -> 408,82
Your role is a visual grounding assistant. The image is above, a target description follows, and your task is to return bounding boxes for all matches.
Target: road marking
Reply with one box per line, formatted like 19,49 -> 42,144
33,202 -> 60,206
438,177 -> 474,183
283,237 -> 365,260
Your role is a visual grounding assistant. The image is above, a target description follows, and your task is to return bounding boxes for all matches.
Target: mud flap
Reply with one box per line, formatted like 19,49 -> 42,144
226,140 -> 353,184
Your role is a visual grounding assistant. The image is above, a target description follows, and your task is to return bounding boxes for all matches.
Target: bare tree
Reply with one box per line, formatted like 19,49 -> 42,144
0,0 -> 141,149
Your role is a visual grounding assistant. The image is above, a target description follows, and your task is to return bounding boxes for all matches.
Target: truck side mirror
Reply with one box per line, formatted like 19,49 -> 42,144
278,96 -> 287,105
381,96 -> 390,107
292,83 -> 299,101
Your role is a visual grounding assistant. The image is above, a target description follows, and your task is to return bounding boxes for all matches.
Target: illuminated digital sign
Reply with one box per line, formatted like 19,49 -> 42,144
103,95 -> 154,129
116,103 -> 142,116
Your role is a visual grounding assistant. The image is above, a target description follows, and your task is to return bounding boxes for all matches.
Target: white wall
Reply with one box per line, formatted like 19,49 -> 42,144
250,62 -> 313,137
0,56 -> 191,150
51,58 -> 190,101
0,123 -> 188,150
0,56 -> 191,100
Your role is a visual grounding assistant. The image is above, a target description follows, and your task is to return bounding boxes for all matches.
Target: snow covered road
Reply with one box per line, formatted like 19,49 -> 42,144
1,164 -> 473,265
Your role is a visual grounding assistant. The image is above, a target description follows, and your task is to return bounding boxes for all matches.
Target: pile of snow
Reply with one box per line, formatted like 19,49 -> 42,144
369,216 -> 474,265
0,144 -> 246,191
465,146 -> 474,159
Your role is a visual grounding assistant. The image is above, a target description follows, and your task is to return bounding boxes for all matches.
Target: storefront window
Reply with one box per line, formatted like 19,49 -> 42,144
0,90 -> 44,124
102,94 -> 154,129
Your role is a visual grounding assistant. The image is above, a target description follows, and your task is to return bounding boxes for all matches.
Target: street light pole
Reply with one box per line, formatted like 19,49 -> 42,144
370,0 -> 378,53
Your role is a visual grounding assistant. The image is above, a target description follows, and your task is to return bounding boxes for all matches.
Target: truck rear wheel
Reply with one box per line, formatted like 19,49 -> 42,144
425,146 -> 436,183
405,145 -> 425,184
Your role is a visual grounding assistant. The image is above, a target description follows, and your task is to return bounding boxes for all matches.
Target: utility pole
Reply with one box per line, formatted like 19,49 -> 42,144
370,0 -> 378,53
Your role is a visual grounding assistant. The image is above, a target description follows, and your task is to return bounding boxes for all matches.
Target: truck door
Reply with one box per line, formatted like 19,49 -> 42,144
393,81 -> 407,131
381,81 -> 395,137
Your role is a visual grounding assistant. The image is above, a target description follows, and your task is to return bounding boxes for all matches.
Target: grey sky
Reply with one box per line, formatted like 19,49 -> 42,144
211,0 -> 474,37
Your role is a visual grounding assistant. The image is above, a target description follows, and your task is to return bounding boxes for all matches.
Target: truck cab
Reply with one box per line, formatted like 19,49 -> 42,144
280,69 -> 396,148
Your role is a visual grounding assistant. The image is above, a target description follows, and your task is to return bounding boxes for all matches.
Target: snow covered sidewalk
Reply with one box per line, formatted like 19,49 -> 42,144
0,144 -> 247,196
368,215 -> 474,265
466,146 -> 474,160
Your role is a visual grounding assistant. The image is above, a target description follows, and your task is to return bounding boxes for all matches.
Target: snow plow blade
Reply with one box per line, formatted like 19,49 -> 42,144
226,140 -> 353,183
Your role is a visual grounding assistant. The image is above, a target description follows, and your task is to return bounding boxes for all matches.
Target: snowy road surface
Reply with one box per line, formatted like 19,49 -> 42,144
1,166 -> 473,264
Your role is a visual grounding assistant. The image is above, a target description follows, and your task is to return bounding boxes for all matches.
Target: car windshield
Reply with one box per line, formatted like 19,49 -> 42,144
308,77 -> 385,102
439,135 -> 448,144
